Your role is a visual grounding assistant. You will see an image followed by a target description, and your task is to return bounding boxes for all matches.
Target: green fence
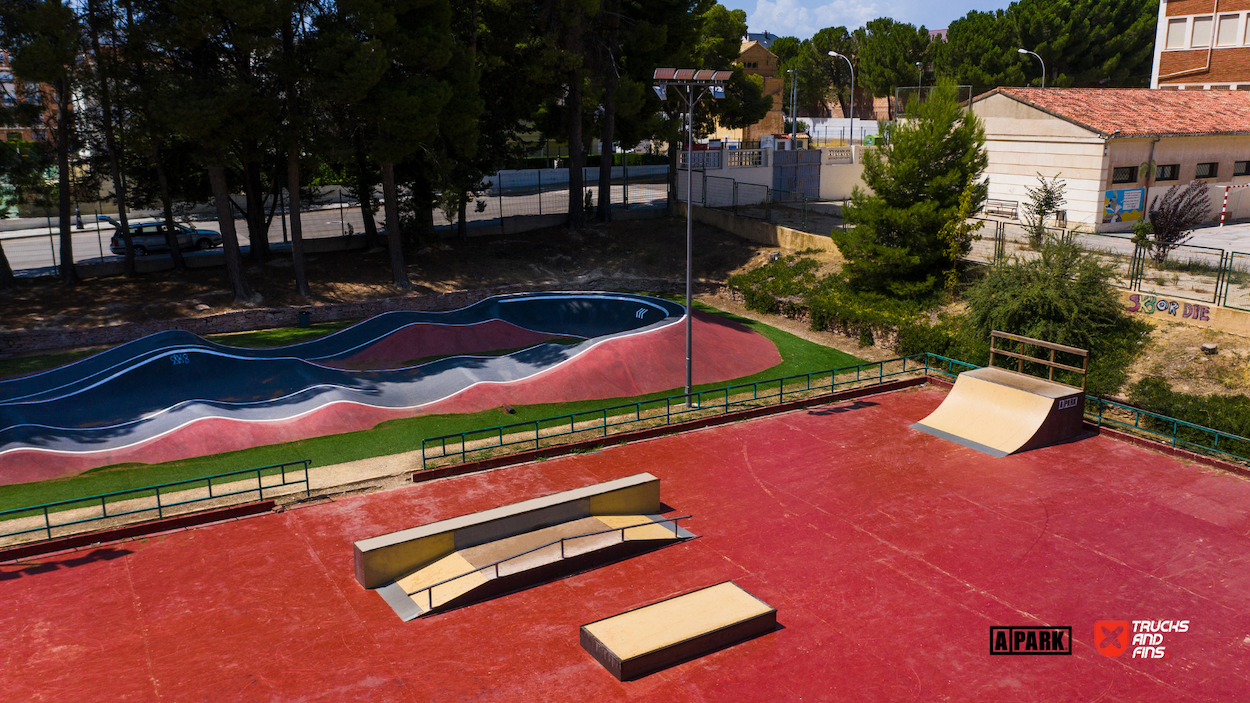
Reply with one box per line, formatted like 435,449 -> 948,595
1085,397 -> 1250,463
418,352 -> 1250,471
0,459 -> 311,543
418,355 -> 978,470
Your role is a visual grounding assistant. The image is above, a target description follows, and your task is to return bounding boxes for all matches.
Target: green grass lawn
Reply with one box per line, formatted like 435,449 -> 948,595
0,301 -> 862,512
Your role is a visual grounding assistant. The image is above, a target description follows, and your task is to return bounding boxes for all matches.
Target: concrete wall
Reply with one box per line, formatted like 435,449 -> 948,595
672,201 -> 842,255
353,473 -> 661,589
1119,290 -> 1250,337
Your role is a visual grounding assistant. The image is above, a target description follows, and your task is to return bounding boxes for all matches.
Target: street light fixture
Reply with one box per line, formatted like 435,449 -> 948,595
829,51 -> 854,145
652,68 -> 731,403
1017,48 -> 1045,88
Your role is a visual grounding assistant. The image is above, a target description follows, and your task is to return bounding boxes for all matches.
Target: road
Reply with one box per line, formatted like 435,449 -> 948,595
2,182 -> 667,274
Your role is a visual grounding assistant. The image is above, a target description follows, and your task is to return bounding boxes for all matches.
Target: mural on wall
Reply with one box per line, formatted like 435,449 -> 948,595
1103,188 -> 1146,223
1126,294 -> 1211,320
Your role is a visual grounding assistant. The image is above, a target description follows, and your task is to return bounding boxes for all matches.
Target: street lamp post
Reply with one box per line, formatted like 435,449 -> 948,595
787,68 -> 797,143
828,51 -> 854,145
1017,48 -> 1046,88
652,68 -> 729,403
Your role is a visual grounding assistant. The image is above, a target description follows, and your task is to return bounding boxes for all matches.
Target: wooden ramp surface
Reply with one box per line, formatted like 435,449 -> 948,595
379,514 -> 689,620
580,581 -> 776,681
912,367 -> 1085,457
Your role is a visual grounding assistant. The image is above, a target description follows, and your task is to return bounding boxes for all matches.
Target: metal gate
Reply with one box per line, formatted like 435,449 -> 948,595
772,149 -> 821,200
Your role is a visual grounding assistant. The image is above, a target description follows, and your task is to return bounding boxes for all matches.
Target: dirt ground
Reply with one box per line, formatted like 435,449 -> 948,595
4,215 -> 1248,400
1125,318 -> 1250,395
0,218 -> 774,331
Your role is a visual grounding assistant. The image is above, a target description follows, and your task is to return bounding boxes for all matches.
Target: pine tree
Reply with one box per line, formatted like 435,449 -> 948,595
833,82 -> 987,298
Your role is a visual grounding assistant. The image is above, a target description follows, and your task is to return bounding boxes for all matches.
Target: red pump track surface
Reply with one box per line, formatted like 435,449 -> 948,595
3,384 -> 1250,701
0,311 -> 779,484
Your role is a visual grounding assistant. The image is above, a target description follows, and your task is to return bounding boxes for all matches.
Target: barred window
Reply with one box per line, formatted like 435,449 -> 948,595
1235,161 -> 1250,176
1196,162 -> 1218,178
1156,164 -> 1180,181
1111,166 -> 1138,184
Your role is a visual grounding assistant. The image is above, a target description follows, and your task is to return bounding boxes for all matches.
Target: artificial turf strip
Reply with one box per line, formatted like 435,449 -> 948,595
0,302 -> 862,511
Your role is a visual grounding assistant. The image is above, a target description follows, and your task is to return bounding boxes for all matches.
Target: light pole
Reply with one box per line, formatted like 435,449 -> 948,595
828,51 -> 854,145
787,68 -> 797,143
1017,48 -> 1045,88
652,68 -> 729,403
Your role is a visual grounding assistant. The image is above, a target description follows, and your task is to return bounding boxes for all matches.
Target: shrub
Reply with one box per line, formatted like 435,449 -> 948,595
963,241 -> 1149,396
1147,181 -> 1211,264
1127,377 -> 1250,458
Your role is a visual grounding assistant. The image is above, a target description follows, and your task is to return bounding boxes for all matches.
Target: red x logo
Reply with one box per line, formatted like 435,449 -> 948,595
1095,621 -> 1129,658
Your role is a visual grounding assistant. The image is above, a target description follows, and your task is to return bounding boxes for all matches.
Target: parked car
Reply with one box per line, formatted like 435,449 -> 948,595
109,221 -> 222,255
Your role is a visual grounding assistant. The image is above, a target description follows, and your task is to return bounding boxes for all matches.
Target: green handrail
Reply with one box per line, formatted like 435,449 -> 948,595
419,351 -> 1250,471
0,459 -> 312,542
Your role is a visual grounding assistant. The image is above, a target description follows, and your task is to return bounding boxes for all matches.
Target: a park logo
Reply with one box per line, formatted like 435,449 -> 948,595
990,626 -> 1072,655
1095,621 -> 1130,658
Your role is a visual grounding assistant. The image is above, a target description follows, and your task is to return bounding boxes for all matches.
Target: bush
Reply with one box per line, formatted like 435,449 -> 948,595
1127,378 -> 1250,458
726,255 -> 821,315
963,241 -> 1149,396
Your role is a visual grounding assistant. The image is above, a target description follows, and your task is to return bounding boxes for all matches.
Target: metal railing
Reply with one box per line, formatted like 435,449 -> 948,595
408,515 -> 691,611
420,356 -> 938,469
419,349 -> 1250,472
726,149 -> 765,168
0,459 -> 311,543
1086,397 -> 1250,463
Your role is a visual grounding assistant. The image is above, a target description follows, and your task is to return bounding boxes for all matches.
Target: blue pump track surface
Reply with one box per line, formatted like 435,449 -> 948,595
0,292 -> 684,479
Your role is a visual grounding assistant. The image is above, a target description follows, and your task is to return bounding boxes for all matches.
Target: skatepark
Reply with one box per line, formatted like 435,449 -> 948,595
1,297 -> 1250,700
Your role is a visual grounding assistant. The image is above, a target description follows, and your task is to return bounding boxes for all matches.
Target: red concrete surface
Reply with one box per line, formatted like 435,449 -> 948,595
4,384 -> 1249,701
324,319 -> 564,369
0,312 -> 780,484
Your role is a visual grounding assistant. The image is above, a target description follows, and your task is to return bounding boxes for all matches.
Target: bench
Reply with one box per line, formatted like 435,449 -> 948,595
984,199 -> 1019,219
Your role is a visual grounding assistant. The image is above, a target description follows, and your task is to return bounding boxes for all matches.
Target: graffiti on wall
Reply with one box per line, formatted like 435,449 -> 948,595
1103,188 -> 1145,223
1126,294 -> 1211,320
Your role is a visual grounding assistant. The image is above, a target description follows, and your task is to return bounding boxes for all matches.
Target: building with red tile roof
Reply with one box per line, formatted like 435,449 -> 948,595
969,87 -> 1250,232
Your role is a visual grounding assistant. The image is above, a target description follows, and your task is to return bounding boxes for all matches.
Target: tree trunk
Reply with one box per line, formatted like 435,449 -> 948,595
88,0 -> 135,276
597,3 -> 620,222
457,197 -> 467,240
354,135 -> 379,250
567,69 -> 585,230
380,162 -> 411,289
288,150 -> 310,298
667,130 -> 678,208
243,155 -> 269,263
55,76 -> 77,285
153,144 -> 187,271
0,242 -> 15,288
208,164 -> 255,303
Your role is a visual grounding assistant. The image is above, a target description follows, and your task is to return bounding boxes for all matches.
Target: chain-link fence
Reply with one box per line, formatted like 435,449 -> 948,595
677,170 -> 835,235
969,217 -> 1250,309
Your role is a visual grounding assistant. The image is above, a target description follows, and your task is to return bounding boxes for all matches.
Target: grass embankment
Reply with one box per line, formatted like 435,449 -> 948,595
0,301 -> 862,511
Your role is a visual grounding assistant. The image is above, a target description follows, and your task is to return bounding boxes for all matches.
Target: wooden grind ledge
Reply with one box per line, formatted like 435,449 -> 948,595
580,581 -> 777,681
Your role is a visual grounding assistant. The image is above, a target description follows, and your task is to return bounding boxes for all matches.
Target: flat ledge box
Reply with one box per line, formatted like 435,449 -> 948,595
353,472 -> 661,589
580,581 -> 777,680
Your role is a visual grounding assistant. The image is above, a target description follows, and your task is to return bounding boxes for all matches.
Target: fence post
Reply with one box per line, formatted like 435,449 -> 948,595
701,171 -> 707,207
537,171 -> 542,216
733,182 -> 738,214
623,165 -> 629,210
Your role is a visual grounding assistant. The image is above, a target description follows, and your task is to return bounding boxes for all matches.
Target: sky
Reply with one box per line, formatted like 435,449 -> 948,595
721,0 -> 1013,40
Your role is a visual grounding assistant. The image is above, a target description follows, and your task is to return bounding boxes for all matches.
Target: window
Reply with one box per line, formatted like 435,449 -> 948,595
1193,16 -> 1213,47
1196,161 -> 1218,178
1167,18 -> 1188,48
5,132 -> 20,142
1112,166 -> 1138,184
1156,164 -> 1180,181
1235,161 -> 1250,176
1218,14 -> 1240,46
